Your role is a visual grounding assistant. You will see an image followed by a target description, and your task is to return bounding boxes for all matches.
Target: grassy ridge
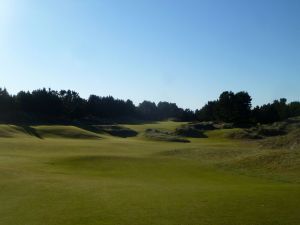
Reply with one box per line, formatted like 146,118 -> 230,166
0,121 -> 299,225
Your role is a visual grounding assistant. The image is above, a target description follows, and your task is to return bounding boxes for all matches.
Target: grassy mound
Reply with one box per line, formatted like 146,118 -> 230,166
0,125 -> 25,138
256,126 -> 286,136
230,151 -> 297,170
0,124 -> 136,139
191,122 -> 216,130
0,125 -> 44,138
33,125 -> 101,139
92,125 -> 138,138
226,117 -> 300,150
228,128 -> 287,141
0,125 -> 19,138
187,121 -> 234,131
144,128 -> 190,143
222,149 -> 300,182
261,129 -> 300,150
175,126 -> 207,138
228,126 -> 287,140
228,129 -> 262,140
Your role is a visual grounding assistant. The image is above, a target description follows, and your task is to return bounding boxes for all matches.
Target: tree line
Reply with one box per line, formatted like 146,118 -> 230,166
196,91 -> 300,126
0,88 -> 194,123
0,87 -> 299,125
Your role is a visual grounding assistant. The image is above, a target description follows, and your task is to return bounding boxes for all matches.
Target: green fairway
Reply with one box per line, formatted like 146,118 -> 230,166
0,122 -> 299,225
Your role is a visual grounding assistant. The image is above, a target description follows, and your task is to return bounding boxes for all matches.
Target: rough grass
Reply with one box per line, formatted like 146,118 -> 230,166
261,129 -> 300,150
175,125 -> 207,138
0,125 -> 101,139
143,128 -> 190,143
227,117 -> 300,149
91,125 -> 138,137
0,121 -> 299,225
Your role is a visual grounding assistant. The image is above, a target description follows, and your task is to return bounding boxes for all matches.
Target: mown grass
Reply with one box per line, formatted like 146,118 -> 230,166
0,122 -> 299,225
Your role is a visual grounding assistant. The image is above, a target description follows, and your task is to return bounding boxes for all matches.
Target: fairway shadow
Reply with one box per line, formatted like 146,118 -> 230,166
76,124 -> 138,138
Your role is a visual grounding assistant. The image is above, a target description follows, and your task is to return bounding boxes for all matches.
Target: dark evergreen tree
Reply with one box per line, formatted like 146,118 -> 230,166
59,90 -> 87,120
157,101 -> 180,119
196,101 -> 218,121
0,88 -> 14,122
137,101 -> 158,120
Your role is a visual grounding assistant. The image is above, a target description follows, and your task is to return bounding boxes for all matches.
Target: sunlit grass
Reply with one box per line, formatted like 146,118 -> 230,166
0,121 -> 299,225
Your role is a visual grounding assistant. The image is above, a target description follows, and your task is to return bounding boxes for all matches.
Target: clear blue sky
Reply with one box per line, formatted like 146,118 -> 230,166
1,0 -> 299,109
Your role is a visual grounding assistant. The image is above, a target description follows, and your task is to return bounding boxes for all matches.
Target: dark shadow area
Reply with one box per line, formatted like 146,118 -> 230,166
76,124 -> 138,138
175,127 -> 208,138
20,125 -> 43,139
144,129 -> 190,143
192,122 -> 216,131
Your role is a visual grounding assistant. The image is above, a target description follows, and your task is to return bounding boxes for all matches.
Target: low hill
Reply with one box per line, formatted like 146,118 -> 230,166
33,126 -> 101,139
